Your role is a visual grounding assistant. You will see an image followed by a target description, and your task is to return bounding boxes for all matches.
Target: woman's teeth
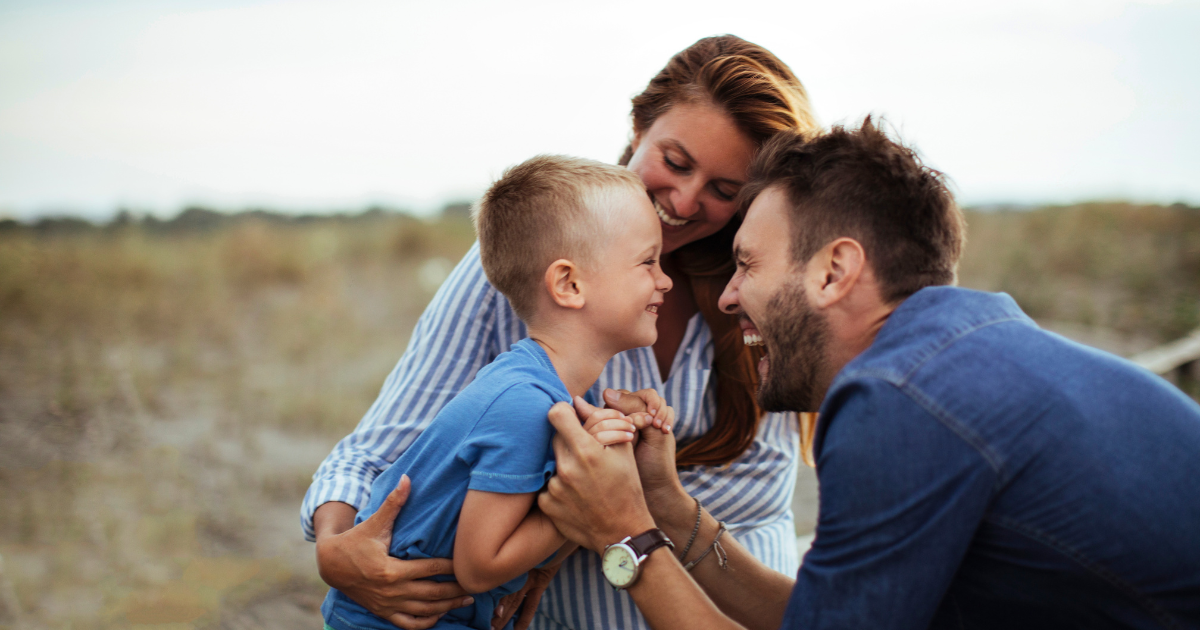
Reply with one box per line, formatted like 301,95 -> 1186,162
655,201 -> 689,227
743,333 -> 764,347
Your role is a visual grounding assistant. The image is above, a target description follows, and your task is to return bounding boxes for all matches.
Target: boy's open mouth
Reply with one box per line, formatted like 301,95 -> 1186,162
654,200 -> 690,227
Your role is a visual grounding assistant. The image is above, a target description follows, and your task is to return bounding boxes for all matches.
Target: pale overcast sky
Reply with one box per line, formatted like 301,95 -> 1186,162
1,0 -> 1197,219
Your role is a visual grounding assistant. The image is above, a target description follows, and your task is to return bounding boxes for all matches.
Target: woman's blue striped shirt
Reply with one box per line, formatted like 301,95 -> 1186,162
302,243 -> 800,629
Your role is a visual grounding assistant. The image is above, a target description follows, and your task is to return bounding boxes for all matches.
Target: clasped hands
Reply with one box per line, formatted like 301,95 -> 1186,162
491,389 -> 678,629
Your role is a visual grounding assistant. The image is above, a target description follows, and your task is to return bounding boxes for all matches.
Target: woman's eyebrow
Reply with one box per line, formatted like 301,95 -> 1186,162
666,139 -> 697,164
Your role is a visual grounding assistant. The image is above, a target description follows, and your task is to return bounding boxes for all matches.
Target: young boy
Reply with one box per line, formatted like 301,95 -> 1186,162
322,155 -> 675,630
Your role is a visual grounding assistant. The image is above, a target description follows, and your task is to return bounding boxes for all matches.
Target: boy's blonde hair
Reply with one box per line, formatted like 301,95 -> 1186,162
473,155 -> 646,323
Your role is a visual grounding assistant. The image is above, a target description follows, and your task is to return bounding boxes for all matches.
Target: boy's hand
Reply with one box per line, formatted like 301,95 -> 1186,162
573,396 -> 637,446
602,388 -> 674,434
491,564 -> 561,630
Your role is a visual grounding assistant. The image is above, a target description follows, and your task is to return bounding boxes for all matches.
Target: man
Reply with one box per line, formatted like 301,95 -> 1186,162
539,119 -> 1200,629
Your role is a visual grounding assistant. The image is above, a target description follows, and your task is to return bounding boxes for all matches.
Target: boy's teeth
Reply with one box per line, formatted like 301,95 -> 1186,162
647,305 -> 658,313
655,201 -> 689,227
743,333 -> 764,347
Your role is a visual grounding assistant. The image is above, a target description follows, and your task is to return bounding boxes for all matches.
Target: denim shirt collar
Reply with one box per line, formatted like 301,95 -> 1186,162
827,286 -> 1032,395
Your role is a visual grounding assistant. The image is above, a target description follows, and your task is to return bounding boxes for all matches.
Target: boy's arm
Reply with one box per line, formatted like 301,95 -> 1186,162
454,490 -> 566,594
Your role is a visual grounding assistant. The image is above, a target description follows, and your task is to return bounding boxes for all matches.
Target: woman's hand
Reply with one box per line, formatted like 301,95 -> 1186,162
314,475 -> 474,630
603,388 -> 676,433
601,390 -> 690,528
490,564 -> 561,630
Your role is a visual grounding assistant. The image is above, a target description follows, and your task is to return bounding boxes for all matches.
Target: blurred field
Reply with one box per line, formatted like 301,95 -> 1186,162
1,202 -> 1197,628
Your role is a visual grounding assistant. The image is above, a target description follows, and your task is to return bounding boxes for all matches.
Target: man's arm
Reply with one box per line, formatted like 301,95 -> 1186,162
539,402 -> 788,630
787,379 -> 997,630
601,391 -> 794,630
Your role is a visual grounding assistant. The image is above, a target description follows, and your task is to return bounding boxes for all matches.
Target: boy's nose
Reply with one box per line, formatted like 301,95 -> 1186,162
657,268 -> 673,293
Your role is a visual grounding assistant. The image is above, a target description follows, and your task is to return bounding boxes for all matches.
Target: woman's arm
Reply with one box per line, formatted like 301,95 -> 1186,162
314,478 -> 475,629
303,245 -> 508,627
303,244 -> 504,539
454,491 -> 566,594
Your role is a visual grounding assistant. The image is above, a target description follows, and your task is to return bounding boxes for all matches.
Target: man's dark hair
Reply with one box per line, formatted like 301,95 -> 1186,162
740,117 -> 966,303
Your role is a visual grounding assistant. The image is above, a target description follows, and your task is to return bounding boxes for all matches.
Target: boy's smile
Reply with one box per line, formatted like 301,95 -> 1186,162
581,188 -> 672,354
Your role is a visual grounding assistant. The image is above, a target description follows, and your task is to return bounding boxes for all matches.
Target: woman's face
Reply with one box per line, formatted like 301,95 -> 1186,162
626,101 -> 758,254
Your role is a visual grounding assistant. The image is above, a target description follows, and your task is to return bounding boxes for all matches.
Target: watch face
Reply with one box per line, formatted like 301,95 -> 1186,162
602,544 -> 638,588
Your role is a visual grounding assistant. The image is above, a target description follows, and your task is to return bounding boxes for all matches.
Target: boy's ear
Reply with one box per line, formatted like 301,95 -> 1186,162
545,259 -> 585,310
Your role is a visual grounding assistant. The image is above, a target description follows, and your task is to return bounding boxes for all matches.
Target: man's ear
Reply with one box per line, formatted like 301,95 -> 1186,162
808,238 -> 865,309
545,259 -> 585,310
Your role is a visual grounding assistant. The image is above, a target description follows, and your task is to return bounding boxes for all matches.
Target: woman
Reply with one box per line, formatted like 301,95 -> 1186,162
304,35 -> 818,630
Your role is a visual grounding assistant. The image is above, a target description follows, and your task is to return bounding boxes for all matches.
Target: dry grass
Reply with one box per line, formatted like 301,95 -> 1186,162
0,213 -> 475,628
958,203 -> 1200,343
0,202 -> 1196,628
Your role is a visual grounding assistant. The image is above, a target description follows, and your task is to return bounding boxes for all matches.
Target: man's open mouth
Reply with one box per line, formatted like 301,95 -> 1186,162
740,316 -> 765,347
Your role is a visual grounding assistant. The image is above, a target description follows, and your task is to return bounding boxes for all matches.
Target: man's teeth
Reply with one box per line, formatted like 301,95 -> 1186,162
743,333 -> 764,346
655,201 -> 689,227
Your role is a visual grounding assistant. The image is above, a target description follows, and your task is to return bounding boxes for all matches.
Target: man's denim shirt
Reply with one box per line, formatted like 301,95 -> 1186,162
781,287 -> 1200,630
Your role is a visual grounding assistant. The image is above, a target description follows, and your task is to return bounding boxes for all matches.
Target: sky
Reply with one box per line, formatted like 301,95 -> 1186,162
1,0 -> 1197,220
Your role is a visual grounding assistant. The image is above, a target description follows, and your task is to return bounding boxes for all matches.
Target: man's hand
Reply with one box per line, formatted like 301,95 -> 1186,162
314,476 -> 473,630
539,402 -> 657,553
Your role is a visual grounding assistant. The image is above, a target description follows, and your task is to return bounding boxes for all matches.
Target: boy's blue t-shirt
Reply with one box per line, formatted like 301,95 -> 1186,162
323,338 -> 570,630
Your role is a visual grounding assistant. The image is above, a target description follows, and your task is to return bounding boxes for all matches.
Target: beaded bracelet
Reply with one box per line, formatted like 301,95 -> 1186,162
677,497 -> 703,561
683,521 -> 729,571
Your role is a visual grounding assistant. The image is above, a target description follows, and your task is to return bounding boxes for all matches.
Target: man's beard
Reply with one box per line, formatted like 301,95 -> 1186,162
756,281 -> 831,413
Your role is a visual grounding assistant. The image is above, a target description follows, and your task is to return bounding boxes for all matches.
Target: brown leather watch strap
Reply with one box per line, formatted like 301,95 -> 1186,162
627,528 -> 674,558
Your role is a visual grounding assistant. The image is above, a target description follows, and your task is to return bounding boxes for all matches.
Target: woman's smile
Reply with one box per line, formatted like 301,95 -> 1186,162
654,199 -> 690,228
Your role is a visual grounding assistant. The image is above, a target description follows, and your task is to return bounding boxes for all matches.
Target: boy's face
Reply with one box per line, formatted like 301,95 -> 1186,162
582,188 -> 673,353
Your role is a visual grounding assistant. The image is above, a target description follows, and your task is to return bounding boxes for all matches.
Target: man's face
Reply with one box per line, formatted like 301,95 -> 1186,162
718,186 -> 831,413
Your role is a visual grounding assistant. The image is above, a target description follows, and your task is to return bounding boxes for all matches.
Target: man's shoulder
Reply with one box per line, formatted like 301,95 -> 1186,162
840,287 -> 1034,385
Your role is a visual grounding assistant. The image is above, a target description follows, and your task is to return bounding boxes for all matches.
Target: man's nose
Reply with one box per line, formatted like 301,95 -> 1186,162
718,280 -> 739,314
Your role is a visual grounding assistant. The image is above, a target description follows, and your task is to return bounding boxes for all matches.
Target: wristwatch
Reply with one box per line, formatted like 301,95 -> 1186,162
601,528 -> 674,591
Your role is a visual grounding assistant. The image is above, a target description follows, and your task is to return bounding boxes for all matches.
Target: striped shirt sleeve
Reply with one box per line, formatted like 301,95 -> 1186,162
300,243 -> 502,541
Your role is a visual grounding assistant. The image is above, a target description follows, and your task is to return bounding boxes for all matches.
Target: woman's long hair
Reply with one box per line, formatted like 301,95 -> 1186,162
619,35 -> 819,468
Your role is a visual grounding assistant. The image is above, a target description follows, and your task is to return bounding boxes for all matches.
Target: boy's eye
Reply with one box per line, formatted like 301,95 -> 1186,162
643,259 -> 657,266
